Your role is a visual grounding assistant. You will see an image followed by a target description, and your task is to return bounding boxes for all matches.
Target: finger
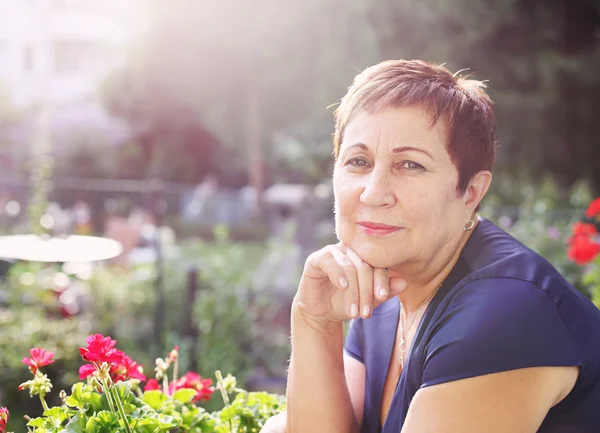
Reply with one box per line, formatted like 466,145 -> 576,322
314,249 -> 353,292
303,248 -> 347,291
345,246 -> 373,319
373,267 -> 390,303
326,246 -> 354,290
328,246 -> 359,318
389,276 -> 408,296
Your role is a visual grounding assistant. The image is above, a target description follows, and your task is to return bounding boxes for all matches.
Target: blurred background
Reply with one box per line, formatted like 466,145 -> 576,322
0,0 -> 599,428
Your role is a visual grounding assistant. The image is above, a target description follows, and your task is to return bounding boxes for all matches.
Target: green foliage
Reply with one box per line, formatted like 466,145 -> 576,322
1,236 -> 290,432
19,375 -> 285,433
215,391 -> 286,433
180,231 -> 291,403
582,259 -> 600,308
99,0 -> 600,193
0,262 -> 92,401
86,231 -> 289,389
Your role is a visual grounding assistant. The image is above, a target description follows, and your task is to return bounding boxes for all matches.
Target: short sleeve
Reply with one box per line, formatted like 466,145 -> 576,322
344,318 -> 365,363
422,278 -> 581,388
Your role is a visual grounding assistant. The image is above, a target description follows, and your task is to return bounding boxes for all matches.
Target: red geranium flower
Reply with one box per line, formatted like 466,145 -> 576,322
0,407 -> 8,433
79,334 -> 124,364
78,363 -> 96,380
585,197 -> 600,219
144,378 -> 160,391
79,353 -> 146,383
572,222 -> 598,237
22,348 -> 55,374
111,354 -> 146,382
174,372 -> 215,401
568,234 -> 600,264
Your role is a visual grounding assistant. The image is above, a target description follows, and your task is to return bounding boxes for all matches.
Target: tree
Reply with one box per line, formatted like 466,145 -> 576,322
102,0 -> 600,196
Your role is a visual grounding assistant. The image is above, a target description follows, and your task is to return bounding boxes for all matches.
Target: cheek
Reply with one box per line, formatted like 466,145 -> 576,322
333,175 -> 358,213
333,181 -> 359,239
402,190 -> 435,220
402,185 -> 454,230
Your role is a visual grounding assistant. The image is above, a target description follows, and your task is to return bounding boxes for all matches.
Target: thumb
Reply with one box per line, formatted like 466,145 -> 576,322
389,277 -> 408,296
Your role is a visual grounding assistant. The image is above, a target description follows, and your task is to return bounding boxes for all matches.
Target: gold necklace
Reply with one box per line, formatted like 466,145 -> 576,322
398,284 -> 441,368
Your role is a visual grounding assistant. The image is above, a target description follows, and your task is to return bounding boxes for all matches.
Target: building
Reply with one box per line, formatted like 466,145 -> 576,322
0,0 -> 149,169
0,0 -> 143,107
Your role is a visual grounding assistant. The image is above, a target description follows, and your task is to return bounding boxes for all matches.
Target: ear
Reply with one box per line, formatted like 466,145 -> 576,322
463,170 -> 492,215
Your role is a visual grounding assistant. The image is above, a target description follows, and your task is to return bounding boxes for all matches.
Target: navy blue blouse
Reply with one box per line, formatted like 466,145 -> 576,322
344,218 -> 600,433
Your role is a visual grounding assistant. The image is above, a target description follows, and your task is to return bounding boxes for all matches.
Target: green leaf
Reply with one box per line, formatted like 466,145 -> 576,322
180,406 -> 214,430
42,406 -> 70,427
64,414 -> 85,433
172,388 -> 197,404
27,418 -> 46,427
157,414 -> 179,429
112,381 -> 133,403
95,411 -> 119,427
66,383 -> 103,411
84,411 -> 120,433
65,383 -> 85,408
132,418 -> 160,433
143,390 -> 168,410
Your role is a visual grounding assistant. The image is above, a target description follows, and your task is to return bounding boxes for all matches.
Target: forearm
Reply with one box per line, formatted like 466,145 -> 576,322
286,306 -> 359,433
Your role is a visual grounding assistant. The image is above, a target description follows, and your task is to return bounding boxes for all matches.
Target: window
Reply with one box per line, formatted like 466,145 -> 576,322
54,40 -> 108,74
0,41 -> 7,74
23,46 -> 34,72
54,40 -> 84,73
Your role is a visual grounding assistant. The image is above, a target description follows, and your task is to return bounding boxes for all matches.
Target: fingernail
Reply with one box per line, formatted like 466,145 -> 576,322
378,288 -> 388,298
339,277 -> 348,289
362,305 -> 371,317
350,304 -> 358,318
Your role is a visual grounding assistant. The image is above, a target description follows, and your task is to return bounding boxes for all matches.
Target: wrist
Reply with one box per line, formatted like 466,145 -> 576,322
291,301 -> 343,339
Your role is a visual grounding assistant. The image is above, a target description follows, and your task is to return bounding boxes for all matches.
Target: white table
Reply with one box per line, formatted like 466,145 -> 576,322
0,234 -> 123,262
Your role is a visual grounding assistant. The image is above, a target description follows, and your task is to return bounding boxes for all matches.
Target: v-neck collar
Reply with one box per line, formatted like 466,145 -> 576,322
376,226 -> 480,432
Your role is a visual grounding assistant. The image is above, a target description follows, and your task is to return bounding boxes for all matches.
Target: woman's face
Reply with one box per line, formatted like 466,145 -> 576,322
333,105 -> 474,270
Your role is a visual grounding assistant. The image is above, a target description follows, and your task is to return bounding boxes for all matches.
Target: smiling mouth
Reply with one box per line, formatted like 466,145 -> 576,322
357,222 -> 402,236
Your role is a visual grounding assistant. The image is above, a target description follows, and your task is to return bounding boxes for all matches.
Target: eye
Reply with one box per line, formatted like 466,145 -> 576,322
399,160 -> 424,171
344,157 -> 370,168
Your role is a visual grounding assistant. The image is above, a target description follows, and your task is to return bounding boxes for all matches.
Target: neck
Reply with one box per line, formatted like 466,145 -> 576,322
392,219 -> 478,316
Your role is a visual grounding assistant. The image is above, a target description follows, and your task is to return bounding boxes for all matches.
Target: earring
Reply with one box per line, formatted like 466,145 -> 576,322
464,218 -> 475,231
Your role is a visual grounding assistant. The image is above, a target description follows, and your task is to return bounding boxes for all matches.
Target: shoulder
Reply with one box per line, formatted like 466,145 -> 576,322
461,218 -> 563,286
422,277 -> 580,388
430,277 -> 575,351
455,218 -> 600,348
457,218 -> 594,318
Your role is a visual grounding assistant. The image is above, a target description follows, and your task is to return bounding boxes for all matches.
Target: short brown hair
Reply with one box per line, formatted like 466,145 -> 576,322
333,59 -> 498,194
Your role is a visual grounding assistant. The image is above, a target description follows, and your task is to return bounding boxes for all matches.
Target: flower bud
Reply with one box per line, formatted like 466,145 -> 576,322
216,373 -> 237,394
18,371 -> 52,397
155,358 -> 168,370
168,346 -> 179,362
90,376 -> 103,392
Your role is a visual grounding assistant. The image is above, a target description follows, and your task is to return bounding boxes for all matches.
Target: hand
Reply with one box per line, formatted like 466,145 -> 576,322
294,243 -> 408,324
260,411 -> 287,433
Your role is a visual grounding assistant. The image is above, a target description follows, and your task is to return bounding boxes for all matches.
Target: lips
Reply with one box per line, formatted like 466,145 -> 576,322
357,221 -> 402,236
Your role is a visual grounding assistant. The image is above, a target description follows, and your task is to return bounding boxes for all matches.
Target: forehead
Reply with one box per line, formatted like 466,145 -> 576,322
341,106 -> 448,155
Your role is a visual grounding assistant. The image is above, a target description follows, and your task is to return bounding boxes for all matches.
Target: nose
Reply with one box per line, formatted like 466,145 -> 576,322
359,168 -> 396,208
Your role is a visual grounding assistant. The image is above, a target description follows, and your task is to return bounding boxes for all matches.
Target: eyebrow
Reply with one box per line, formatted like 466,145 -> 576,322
392,145 -> 434,160
342,143 -> 434,160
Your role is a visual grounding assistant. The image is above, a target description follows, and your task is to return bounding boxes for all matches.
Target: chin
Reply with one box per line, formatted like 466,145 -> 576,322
349,241 -> 403,269
359,252 -> 401,269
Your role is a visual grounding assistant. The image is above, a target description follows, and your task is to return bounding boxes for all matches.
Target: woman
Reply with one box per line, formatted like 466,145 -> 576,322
262,60 -> 600,433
